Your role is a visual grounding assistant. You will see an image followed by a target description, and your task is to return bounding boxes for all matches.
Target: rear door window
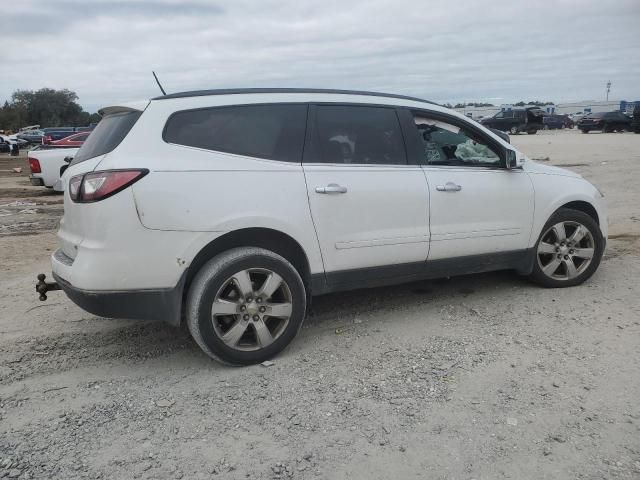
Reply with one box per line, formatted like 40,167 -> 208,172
71,111 -> 142,165
309,105 -> 406,165
163,104 -> 308,163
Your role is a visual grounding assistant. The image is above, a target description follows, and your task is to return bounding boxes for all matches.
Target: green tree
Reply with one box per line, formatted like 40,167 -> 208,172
0,88 -> 100,131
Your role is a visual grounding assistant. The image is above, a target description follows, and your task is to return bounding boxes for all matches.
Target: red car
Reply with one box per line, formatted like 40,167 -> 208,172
48,131 -> 90,147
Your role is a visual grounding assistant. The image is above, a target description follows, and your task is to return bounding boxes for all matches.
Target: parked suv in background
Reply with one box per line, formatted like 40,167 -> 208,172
481,107 -> 543,134
47,88 -> 607,365
577,111 -> 632,133
542,115 -> 565,130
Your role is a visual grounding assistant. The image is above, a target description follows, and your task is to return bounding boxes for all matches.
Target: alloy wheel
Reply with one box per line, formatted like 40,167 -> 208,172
537,221 -> 595,281
211,268 -> 293,351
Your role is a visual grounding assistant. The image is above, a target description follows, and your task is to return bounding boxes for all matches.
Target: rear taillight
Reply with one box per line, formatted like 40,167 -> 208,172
28,157 -> 41,173
69,175 -> 83,201
69,169 -> 148,203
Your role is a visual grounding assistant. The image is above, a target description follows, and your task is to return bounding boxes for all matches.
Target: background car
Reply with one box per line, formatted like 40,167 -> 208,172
555,114 -> 574,128
577,111 -> 632,133
569,112 -> 587,124
28,147 -> 79,189
48,131 -> 90,148
542,115 -> 565,130
632,105 -> 640,133
17,129 -> 45,144
0,136 -> 10,153
42,129 -> 77,144
0,134 -> 24,154
481,107 -> 543,134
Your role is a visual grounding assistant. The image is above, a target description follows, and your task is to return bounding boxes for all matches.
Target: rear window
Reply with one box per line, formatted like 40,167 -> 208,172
71,111 -> 142,165
311,105 -> 406,165
163,104 -> 308,163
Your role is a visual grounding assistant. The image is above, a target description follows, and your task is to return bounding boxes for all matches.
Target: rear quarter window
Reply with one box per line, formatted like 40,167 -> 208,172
71,111 -> 142,165
163,104 -> 308,163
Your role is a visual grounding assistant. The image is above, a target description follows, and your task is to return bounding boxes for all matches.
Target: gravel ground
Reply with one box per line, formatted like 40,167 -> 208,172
1,130 -> 639,479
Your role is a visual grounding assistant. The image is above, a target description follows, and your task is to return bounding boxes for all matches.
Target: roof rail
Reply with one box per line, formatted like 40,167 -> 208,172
151,87 -> 438,105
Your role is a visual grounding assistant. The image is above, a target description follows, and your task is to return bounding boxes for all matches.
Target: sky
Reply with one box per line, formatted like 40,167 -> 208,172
1,0 -> 639,113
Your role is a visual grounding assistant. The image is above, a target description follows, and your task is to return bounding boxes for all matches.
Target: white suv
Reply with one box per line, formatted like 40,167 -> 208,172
45,88 -> 607,365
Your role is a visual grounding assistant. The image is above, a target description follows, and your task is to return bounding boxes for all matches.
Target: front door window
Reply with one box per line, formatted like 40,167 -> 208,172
414,116 -> 501,167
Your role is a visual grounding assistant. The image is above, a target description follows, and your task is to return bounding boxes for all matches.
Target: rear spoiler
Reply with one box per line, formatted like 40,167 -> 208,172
98,101 -> 149,116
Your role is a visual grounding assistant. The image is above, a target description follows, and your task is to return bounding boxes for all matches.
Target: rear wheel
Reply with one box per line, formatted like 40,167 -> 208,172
602,123 -> 613,133
528,208 -> 604,288
187,247 -> 307,365
581,129 -> 589,134
528,129 -> 538,134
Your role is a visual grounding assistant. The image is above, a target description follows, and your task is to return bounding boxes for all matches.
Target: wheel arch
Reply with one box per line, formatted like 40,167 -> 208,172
179,227 -> 312,324
560,200 -> 599,226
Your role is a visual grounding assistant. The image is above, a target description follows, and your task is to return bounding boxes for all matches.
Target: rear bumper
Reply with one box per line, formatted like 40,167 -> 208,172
53,270 -> 184,326
30,176 -> 45,186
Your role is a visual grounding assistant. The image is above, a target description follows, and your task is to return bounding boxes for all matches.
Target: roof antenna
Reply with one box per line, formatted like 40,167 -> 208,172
152,71 -> 167,96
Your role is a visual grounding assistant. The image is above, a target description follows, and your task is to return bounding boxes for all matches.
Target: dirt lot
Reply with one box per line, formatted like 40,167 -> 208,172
1,130 -> 639,480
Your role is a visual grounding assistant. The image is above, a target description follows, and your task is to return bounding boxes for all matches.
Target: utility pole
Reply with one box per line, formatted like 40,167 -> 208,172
606,80 -> 611,101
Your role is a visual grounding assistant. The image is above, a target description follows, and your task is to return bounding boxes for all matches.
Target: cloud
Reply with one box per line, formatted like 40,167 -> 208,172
1,0 -> 639,112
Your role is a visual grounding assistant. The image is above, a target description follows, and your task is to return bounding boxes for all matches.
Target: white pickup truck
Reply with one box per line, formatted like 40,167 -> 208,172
28,147 -> 79,191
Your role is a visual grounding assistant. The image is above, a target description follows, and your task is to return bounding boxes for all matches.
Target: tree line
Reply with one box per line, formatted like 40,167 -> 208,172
0,88 -> 101,132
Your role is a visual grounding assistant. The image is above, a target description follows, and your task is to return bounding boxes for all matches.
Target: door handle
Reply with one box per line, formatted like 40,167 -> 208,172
435,182 -> 462,192
315,183 -> 348,194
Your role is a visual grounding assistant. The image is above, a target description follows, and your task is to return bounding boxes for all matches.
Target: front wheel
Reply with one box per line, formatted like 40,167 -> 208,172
509,126 -> 519,135
528,208 -> 604,288
186,247 -> 307,365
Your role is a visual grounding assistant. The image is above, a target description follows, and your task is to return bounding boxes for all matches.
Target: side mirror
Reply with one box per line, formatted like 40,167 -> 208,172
506,149 -> 524,169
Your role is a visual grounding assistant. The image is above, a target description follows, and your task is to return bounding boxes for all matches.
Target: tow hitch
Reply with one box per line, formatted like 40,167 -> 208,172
36,274 -> 61,301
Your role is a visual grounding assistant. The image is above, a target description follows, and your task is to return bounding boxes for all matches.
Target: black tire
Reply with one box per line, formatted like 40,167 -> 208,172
602,123 -> 613,133
528,208 -> 604,288
581,129 -> 589,134
186,247 -> 307,365
528,129 -> 538,134
509,126 -> 519,135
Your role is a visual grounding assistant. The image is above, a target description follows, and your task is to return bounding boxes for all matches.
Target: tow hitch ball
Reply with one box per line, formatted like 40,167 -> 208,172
36,274 -> 60,301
